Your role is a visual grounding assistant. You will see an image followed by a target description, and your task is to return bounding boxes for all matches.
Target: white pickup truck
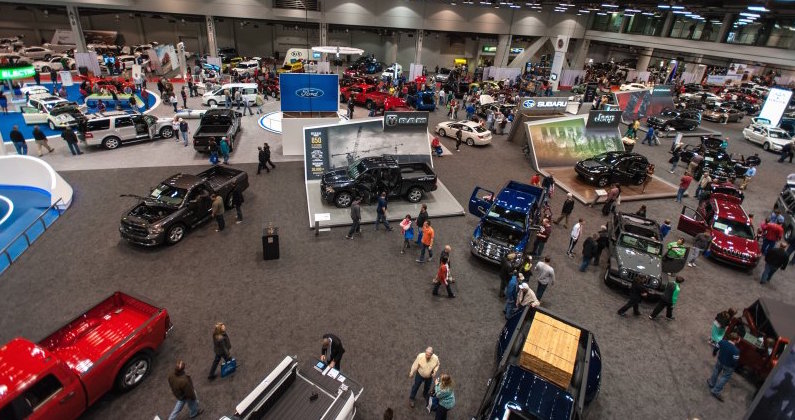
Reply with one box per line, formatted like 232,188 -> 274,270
220,356 -> 363,420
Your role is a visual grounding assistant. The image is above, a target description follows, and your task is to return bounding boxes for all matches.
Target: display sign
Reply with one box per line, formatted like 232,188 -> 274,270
482,46 -> 497,53
0,65 -> 35,80
384,111 -> 429,131
587,110 -> 622,129
525,115 -> 623,170
758,87 -> 793,127
58,70 -> 73,86
519,97 -> 569,114
614,86 -> 674,124
706,74 -> 742,85
280,73 -> 340,113
304,127 -> 330,180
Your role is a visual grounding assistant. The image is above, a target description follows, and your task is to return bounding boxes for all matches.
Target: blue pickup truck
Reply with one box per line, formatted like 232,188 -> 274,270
472,307 -> 602,420
407,90 -> 437,111
469,181 -> 545,264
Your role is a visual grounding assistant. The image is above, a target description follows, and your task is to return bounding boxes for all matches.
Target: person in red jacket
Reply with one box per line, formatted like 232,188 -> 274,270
760,220 -> 784,255
432,256 -> 455,298
676,171 -> 693,203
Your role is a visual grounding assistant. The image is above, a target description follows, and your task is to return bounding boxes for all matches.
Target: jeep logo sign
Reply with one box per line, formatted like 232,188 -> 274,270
520,97 -> 569,113
295,88 -> 324,98
587,110 -> 622,128
383,111 -> 430,130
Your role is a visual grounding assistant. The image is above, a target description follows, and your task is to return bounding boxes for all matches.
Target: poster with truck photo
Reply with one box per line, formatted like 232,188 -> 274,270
614,85 -> 674,124
525,114 -> 624,170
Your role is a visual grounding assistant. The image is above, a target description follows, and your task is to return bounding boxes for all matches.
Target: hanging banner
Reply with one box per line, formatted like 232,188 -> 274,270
525,114 -> 624,170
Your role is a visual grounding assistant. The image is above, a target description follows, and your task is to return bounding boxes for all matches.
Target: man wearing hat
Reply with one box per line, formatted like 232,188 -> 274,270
517,281 -> 540,310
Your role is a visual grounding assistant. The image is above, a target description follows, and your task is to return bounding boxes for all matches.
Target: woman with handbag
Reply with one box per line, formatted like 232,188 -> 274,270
208,322 -> 232,380
400,215 -> 414,254
427,373 -> 456,419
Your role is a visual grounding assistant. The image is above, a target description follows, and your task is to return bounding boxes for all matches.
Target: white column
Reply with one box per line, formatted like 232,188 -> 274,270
66,5 -> 87,53
636,47 -> 653,71
548,36 -> 569,91
660,12 -> 674,37
385,34 -> 398,64
205,16 -> 218,58
493,34 -> 512,68
319,22 -> 328,46
716,14 -> 733,43
569,38 -> 590,70
414,30 -> 424,65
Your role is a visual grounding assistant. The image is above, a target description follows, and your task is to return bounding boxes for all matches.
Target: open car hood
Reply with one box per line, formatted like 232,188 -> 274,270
614,246 -> 662,277
479,94 -> 496,106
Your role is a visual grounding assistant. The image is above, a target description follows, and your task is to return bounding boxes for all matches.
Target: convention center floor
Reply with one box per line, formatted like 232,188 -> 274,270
1,99 -> 793,420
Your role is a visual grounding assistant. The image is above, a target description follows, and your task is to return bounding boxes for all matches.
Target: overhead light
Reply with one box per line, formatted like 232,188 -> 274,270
625,8 -> 641,12
579,9 -> 590,13
740,12 -> 760,18
671,5 -> 685,9
597,12 -> 607,15
672,10 -> 688,14
657,4 -> 670,9
642,12 -> 655,16
602,3 -> 618,8
739,18 -> 754,23
559,2 -> 574,6
747,6 -> 769,12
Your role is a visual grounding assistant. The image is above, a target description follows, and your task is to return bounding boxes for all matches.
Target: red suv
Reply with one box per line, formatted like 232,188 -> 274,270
677,194 -> 760,268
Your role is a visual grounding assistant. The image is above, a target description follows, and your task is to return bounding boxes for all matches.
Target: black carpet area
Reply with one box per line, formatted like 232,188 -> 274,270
1,113 -> 793,420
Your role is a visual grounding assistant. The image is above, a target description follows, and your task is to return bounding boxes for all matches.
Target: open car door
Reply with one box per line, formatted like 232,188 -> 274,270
20,106 -> 48,125
469,186 -> 494,217
677,205 -> 707,236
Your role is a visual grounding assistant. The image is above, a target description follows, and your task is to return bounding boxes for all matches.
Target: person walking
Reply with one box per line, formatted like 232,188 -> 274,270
660,219 -> 672,241
553,193 -> 575,227
541,174 -> 555,198
455,129 -> 462,152
408,347 -> 440,408
255,91 -> 264,114
231,182 -> 244,224
32,125 -> 54,156
207,322 -> 232,380
532,218 -> 551,256
641,164 -> 655,193
234,89 -> 242,109
254,147 -> 268,174
347,99 -> 354,119
649,275 -> 684,320
695,171 -> 712,199
688,230 -> 711,267
180,86 -> 188,109
0,92 -> 8,113
242,94 -> 254,116
617,276 -> 647,316
223,89 -> 231,108
760,242 -> 789,284
415,204 -> 428,245
593,225 -> 609,266
61,127 -> 83,155
417,220 -> 435,263
740,165 -> 756,190
707,333 -> 741,402
170,92 -> 178,112
219,137 -> 231,164
641,125 -> 655,145
320,333 -> 345,370
579,233 -> 598,272
346,197 -> 362,239
428,374 -> 455,419
432,256 -> 455,298
533,256 -> 555,300
761,221 -> 784,255
676,172 -> 693,203
566,219 -> 584,257
375,192 -> 393,231
262,143 -> 276,170
668,145 -> 682,173
178,118 -> 189,147
187,78 -> 195,97
9,125 -> 27,155
400,215 -> 414,253
211,193 -> 225,232
167,360 -> 203,420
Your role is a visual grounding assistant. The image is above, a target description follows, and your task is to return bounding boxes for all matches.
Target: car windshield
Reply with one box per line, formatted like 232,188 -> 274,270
712,218 -> 754,240
487,205 -> 526,229
474,126 -> 488,133
348,160 -> 366,179
149,184 -> 186,206
619,234 -> 662,255
593,153 -> 621,165
769,130 -> 791,139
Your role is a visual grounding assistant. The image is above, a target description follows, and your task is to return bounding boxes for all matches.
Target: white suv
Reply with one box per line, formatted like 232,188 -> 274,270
82,111 -> 175,150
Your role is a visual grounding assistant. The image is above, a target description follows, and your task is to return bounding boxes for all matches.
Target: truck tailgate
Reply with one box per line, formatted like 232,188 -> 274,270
38,292 -> 164,375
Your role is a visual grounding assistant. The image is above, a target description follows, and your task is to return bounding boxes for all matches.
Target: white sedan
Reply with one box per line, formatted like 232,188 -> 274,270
435,120 -> 493,146
19,46 -> 56,60
681,91 -> 722,103
32,56 -> 74,73
619,83 -> 648,91
742,124 -> 793,152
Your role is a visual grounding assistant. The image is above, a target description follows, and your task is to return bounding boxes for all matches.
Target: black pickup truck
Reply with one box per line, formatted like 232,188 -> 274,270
192,108 -> 242,153
119,166 -> 249,246
320,155 -> 438,208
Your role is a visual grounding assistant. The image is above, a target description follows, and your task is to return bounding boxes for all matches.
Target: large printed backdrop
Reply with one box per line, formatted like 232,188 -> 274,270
614,86 -> 674,124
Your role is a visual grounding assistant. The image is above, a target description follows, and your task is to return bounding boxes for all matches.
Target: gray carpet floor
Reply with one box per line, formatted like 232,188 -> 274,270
1,108 -> 793,420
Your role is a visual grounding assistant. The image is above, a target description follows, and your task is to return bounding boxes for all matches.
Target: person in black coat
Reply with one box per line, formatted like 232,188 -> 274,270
553,193 -> 575,227
60,128 -> 83,155
262,142 -> 276,170
231,182 -> 244,223
761,242 -> 789,284
321,333 -> 345,370
499,253 -> 517,298
579,233 -> 598,272
593,225 -> 610,266
617,276 -> 648,316
9,125 -> 27,155
256,147 -> 269,174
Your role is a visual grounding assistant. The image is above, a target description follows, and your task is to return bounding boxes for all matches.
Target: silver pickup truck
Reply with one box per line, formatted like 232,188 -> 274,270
220,356 -> 363,420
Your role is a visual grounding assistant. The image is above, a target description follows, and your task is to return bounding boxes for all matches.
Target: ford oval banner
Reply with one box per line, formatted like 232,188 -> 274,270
280,73 -> 339,113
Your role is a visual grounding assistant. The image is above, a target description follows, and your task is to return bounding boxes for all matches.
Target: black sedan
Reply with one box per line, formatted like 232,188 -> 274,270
646,108 -> 701,131
575,152 -> 650,187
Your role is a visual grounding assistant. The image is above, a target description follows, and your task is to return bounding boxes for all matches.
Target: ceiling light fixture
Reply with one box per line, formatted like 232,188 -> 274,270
747,6 -> 769,12
657,4 -> 670,9
740,12 -> 760,18
671,5 -> 684,9
601,3 -> 618,8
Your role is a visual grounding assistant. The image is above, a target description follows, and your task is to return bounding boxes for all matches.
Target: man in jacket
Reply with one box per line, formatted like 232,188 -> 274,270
32,125 -> 54,156
375,192 -> 392,231
708,333 -> 741,402
579,233 -> 598,272
516,281 -> 540,309
593,225 -> 609,266
553,193 -> 575,227
346,197 -> 361,239
321,333 -> 345,370
415,204 -> 428,245
9,125 -> 27,155
256,147 -> 268,174
455,129 -> 462,151
688,230 -> 711,267
504,272 -> 520,317
532,218 -> 551,257
61,127 -> 83,156
231,182 -> 244,223
498,253 -> 517,298
211,193 -> 225,232
761,220 -> 784,255
533,256 -> 555,300
417,220 -> 434,263
178,118 -> 189,147
168,360 -> 203,420
761,242 -> 789,284
408,347 -> 440,408
649,275 -> 684,320
617,276 -> 648,316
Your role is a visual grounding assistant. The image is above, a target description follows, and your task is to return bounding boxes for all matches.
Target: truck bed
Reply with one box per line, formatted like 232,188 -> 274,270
194,126 -> 232,137
37,292 -> 163,376
197,166 -> 246,192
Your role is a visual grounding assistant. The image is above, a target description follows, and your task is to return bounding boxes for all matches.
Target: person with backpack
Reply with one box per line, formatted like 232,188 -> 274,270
208,323 -> 232,380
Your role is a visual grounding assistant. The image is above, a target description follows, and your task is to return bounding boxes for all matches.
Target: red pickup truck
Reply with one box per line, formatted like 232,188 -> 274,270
341,84 -> 393,111
0,292 -> 171,420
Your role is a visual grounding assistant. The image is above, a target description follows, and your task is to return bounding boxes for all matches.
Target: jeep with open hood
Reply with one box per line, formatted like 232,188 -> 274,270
604,212 -> 666,298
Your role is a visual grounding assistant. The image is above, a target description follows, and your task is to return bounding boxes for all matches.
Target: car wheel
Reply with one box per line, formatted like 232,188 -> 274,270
438,128 -> 446,137
334,191 -> 353,208
115,352 -> 152,392
407,187 -> 423,203
103,136 -> 121,150
763,142 -> 770,151
597,176 -> 609,187
159,127 -> 174,138
166,224 -> 186,245
466,138 -> 475,146
208,99 -> 217,106
42,66 -> 50,73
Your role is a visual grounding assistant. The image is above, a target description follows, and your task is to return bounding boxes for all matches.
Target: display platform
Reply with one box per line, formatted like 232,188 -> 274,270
637,125 -> 721,139
540,166 -> 680,204
305,179 -> 464,229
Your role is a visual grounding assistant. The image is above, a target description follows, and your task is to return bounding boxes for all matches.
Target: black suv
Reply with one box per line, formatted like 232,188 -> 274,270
646,107 -> 701,131
575,152 -> 650,187
604,212 -> 667,298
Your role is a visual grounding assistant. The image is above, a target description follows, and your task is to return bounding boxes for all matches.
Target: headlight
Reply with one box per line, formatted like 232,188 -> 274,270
149,226 -> 163,234
619,267 -> 628,277
648,277 -> 660,289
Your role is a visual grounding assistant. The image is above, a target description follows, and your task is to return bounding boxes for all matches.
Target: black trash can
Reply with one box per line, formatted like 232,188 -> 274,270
262,225 -> 279,260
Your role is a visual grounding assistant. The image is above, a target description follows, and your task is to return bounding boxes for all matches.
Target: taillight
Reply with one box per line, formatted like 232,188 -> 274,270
84,132 -> 93,138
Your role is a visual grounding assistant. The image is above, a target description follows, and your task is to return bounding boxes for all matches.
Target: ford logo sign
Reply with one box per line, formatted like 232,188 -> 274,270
523,99 -> 535,108
296,88 -> 324,98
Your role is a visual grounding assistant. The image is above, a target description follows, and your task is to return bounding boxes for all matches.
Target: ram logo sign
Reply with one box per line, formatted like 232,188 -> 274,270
385,114 -> 398,127
295,88 -> 324,98
383,111 -> 430,130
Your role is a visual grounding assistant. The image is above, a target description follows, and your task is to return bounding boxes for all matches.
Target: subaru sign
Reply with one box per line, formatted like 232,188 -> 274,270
280,73 -> 339,112
519,96 -> 569,114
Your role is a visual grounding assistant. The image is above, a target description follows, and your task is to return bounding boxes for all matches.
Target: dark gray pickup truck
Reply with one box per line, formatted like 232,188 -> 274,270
120,166 -> 248,246
192,108 -> 242,152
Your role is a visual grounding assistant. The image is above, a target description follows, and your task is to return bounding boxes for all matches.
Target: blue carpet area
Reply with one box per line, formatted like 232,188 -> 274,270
0,185 -> 61,275
1,82 -> 157,142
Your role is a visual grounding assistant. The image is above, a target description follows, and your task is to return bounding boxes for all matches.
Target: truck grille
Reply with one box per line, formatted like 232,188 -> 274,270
121,220 -> 148,236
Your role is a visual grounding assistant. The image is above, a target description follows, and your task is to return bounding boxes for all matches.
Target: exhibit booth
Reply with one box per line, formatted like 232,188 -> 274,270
279,73 -> 342,156
614,86 -> 722,139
